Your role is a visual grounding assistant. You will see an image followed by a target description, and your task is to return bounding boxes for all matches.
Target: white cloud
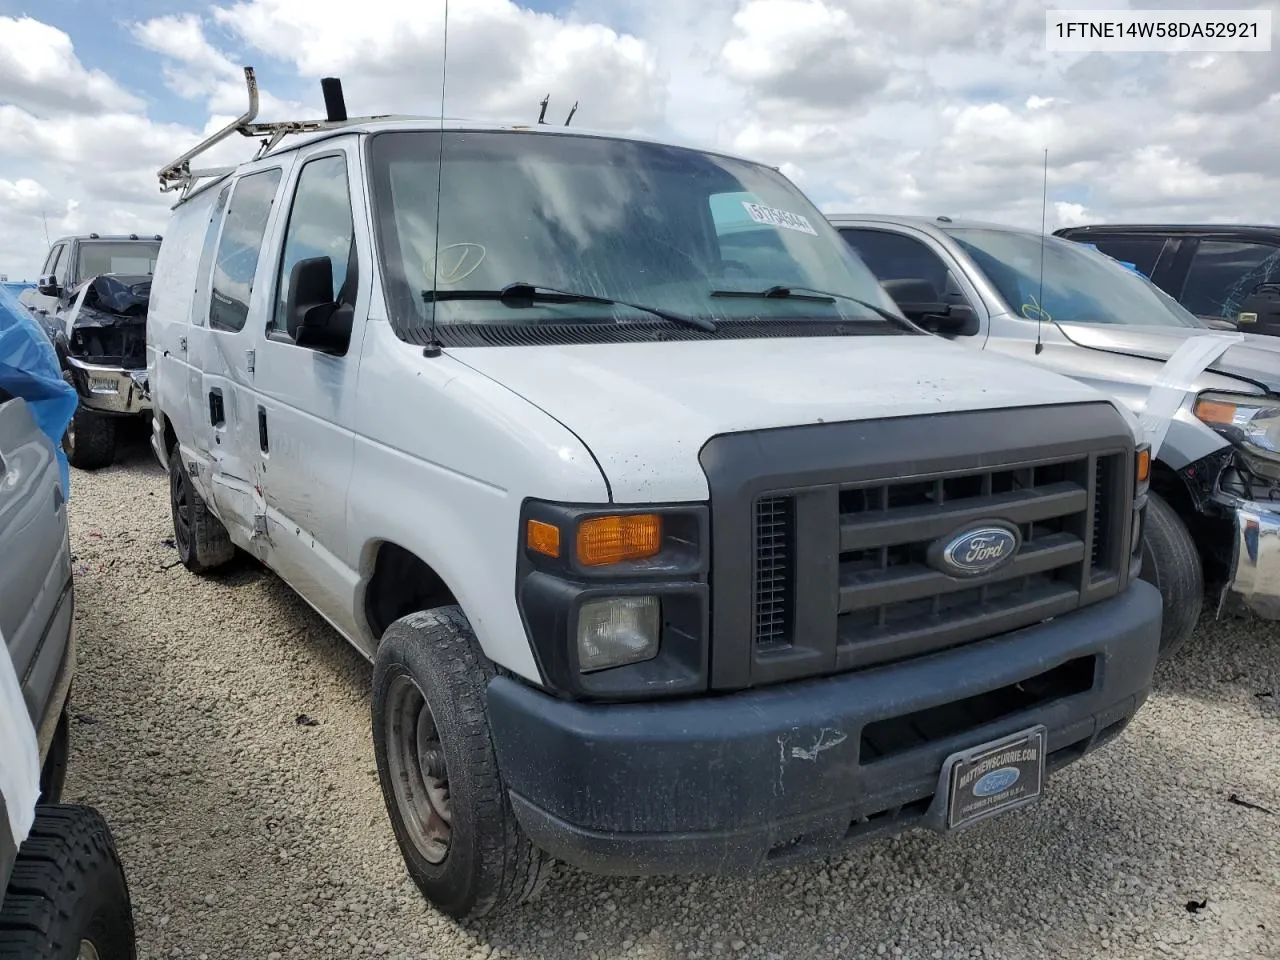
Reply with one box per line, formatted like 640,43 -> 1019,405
0,16 -> 144,116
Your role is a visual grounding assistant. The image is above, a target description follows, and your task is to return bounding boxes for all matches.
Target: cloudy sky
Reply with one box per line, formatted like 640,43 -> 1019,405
0,0 -> 1276,278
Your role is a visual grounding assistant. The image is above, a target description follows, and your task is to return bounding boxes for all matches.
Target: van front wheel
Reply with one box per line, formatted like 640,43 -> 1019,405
372,607 -> 551,919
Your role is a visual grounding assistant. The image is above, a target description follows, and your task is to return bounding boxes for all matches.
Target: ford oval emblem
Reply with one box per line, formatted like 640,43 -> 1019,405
973,766 -> 1020,797
929,522 -> 1021,578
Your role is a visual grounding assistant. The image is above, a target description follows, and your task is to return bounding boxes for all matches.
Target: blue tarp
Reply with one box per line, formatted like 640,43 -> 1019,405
0,282 -> 75,495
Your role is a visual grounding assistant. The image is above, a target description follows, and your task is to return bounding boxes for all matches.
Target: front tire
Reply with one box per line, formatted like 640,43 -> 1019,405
60,372 -> 114,471
1139,490 -> 1203,659
168,447 -> 235,574
372,607 -> 551,919
0,805 -> 137,960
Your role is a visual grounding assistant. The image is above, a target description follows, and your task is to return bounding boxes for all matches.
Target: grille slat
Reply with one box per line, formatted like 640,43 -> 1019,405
838,533 -> 1083,612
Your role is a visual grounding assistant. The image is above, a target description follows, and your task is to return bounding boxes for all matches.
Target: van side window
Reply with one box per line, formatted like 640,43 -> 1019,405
1180,239 -> 1280,320
192,184 -> 232,327
271,154 -> 356,339
209,168 -> 282,333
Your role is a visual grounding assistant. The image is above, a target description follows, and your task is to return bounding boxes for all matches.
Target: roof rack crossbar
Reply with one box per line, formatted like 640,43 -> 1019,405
156,67 -> 374,200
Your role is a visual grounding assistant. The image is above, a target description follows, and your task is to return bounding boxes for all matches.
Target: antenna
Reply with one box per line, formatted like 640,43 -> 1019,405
1034,146 -> 1048,355
423,0 -> 450,358
40,209 -> 50,248
537,94 -> 550,124
564,101 -> 578,126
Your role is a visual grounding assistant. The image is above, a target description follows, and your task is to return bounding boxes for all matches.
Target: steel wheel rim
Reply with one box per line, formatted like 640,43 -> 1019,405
77,940 -> 101,960
386,673 -> 452,864
171,464 -> 192,554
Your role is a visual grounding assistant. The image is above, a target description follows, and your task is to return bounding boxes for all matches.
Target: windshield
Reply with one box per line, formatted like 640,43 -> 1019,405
75,241 -> 160,282
944,228 -> 1205,329
367,130 -> 904,336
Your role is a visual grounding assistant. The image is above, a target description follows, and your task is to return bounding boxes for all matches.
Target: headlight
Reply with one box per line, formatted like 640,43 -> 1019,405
1193,391 -> 1280,479
576,596 -> 660,672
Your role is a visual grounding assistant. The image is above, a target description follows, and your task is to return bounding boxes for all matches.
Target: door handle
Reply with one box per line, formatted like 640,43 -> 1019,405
258,406 -> 269,453
208,388 -> 225,427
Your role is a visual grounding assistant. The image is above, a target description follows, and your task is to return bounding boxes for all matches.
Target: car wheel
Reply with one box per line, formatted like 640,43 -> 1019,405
168,446 -> 235,574
60,373 -> 114,471
1139,490 -> 1203,659
372,607 -> 552,919
0,805 -> 136,960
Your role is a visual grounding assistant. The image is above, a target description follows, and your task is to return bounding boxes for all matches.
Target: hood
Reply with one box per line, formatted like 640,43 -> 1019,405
1056,322 -> 1280,393
448,334 -> 1128,502
70,274 -> 151,322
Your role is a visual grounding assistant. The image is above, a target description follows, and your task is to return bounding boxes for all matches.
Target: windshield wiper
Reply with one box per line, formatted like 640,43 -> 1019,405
710,284 -> 916,331
423,282 -> 716,333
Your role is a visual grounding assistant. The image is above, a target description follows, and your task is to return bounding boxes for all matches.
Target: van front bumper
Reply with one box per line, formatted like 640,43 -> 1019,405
65,356 -> 150,415
486,580 -> 1162,875
1218,494 -> 1280,619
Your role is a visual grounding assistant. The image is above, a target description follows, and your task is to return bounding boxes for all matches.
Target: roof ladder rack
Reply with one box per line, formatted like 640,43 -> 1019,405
155,66 -> 360,201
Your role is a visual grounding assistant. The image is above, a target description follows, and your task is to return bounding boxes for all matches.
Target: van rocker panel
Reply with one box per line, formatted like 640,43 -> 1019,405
486,579 -> 1162,874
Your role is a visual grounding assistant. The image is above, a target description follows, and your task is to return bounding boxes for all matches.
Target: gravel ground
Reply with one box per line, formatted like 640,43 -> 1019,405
60,431 -> 1279,960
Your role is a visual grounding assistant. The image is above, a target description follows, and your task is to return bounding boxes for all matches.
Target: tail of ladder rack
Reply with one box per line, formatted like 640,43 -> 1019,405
157,66 -> 374,201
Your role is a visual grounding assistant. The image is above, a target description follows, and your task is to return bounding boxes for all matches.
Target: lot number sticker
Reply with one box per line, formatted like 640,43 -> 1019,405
742,201 -> 818,236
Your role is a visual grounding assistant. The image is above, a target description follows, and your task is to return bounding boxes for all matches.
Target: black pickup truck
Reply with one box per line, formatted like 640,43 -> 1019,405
1055,223 -> 1280,336
19,234 -> 161,470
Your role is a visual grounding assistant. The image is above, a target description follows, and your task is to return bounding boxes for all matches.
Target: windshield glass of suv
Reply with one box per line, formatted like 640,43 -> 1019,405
367,130 -> 903,332
75,242 -> 161,281
945,228 -> 1204,329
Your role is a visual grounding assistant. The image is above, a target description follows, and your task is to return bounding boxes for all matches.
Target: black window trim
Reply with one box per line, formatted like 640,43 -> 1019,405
266,148 -> 357,347
207,164 -> 285,335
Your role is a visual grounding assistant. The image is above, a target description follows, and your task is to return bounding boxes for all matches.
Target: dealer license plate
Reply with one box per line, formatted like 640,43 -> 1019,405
943,725 -> 1046,830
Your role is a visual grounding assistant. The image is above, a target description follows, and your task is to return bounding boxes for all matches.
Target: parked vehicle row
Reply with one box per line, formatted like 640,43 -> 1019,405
140,68 -> 1163,919
830,215 -> 1280,654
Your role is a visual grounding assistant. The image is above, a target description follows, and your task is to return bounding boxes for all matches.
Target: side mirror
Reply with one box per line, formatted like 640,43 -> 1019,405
1237,283 -> 1280,331
36,274 -> 59,297
880,277 -> 979,336
285,256 -> 353,353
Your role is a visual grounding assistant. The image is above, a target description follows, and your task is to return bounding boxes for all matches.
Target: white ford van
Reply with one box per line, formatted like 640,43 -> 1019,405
146,70 -> 1163,918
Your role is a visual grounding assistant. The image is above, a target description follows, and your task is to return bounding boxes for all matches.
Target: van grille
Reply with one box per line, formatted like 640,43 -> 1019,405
751,452 -> 1125,672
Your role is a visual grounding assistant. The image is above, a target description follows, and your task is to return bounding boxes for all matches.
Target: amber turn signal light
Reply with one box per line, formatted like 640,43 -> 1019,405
1194,397 -> 1237,426
526,519 -> 561,558
1135,447 -> 1151,485
576,514 -> 662,566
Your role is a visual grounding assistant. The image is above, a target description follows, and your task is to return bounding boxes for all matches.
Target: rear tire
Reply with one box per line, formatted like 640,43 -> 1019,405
371,607 -> 551,919
168,447 -> 235,573
1140,490 -> 1203,659
60,372 -> 115,471
0,805 -> 137,960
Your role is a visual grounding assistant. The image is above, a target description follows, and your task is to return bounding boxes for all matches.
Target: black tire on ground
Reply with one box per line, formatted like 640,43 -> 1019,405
168,446 -> 235,574
1139,490 -> 1204,659
38,707 -> 70,805
372,607 -> 552,919
0,804 -> 137,960
60,371 -> 115,471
